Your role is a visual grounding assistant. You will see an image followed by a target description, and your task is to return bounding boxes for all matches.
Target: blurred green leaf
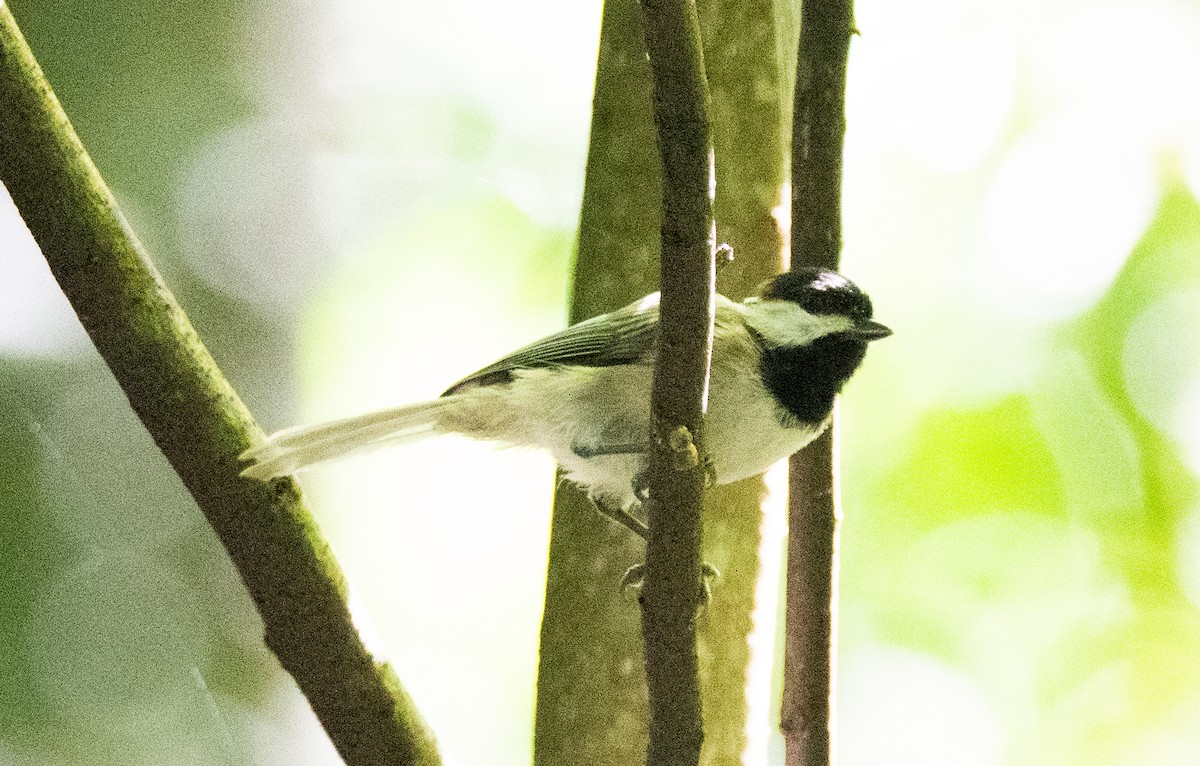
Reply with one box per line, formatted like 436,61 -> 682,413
873,396 -> 1066,534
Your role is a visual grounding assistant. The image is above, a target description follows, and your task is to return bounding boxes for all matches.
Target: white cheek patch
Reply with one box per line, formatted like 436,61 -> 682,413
743,300 -> 856,347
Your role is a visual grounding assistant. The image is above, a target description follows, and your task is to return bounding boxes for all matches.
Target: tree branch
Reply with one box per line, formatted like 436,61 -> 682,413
535,0 -> 792,761
790,0 -> 852,261
0,6 -> 440,765
637,0 -> 716,765
782,0 -> 854,764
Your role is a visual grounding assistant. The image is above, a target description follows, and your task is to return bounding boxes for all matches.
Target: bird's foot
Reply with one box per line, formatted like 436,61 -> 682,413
701,454 -> 717,489
619,561 -> 721,604
633,470 -> 650,504
716,243 -> 734,272
630,455 -> 716,502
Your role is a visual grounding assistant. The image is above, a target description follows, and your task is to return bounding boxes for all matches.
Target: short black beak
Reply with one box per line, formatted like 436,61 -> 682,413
852,320 -> 893,341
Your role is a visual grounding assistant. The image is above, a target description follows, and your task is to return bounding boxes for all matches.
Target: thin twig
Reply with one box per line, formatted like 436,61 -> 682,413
637,0 -> 716,764
0,6 -> 440,765
782,0 -> 855,764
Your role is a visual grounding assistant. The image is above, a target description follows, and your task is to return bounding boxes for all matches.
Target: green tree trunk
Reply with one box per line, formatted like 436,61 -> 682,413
532,0 -> 793,762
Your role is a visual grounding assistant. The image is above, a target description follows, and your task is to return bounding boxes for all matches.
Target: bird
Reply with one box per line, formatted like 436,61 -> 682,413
240,267 -> 890,531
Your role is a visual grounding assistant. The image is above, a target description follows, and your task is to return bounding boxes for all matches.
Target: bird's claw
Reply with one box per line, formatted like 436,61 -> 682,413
633,470 -> 650,503
716,243 -> 734,272
618,561 -> 722,604
620,563 -> 645,596
700,562 -> 721,602
631,455 -> 716,501
701,454 -> 716,489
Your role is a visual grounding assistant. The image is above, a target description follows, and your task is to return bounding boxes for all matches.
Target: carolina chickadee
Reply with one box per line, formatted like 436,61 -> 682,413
241,268 -> 891,515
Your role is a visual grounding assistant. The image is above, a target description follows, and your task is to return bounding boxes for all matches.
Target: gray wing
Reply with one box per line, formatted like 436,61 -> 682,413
442,294 -> 663,396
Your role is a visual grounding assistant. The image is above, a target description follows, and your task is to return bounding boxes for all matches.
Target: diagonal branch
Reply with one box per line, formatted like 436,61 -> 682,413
782,0 -> 855,765
637,0 -> 716,765
0,6 -> 440,765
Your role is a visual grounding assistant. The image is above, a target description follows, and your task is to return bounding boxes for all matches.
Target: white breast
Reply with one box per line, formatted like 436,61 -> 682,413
702,327 -> 826,485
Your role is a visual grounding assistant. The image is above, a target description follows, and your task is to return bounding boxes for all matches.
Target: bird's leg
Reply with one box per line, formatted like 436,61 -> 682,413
571,441 -> 645,459
617,469 -> 721,603
572,442 -> 655,540
593,500 -> 648,540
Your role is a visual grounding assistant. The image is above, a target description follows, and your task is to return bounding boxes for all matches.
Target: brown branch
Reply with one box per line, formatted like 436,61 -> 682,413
782,0 -> 855,765
637,1 -> 716,765
0,6 -> 440,765
782,429 -> 839,766
790,0 -> 853,262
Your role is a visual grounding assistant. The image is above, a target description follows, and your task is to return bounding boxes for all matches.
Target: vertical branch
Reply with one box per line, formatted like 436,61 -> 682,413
782,428 -> 839,766
790,0 -> 852,261
638,1 -> 716,765
782,0 -> 854,765
0,7 -> 440,765
536,0 -> 789,761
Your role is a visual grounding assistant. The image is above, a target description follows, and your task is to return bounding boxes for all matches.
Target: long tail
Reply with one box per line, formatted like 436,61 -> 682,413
239,399 -> 449,480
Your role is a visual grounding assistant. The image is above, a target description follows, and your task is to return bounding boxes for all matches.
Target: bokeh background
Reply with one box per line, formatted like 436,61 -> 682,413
3,0 -> 1200,764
